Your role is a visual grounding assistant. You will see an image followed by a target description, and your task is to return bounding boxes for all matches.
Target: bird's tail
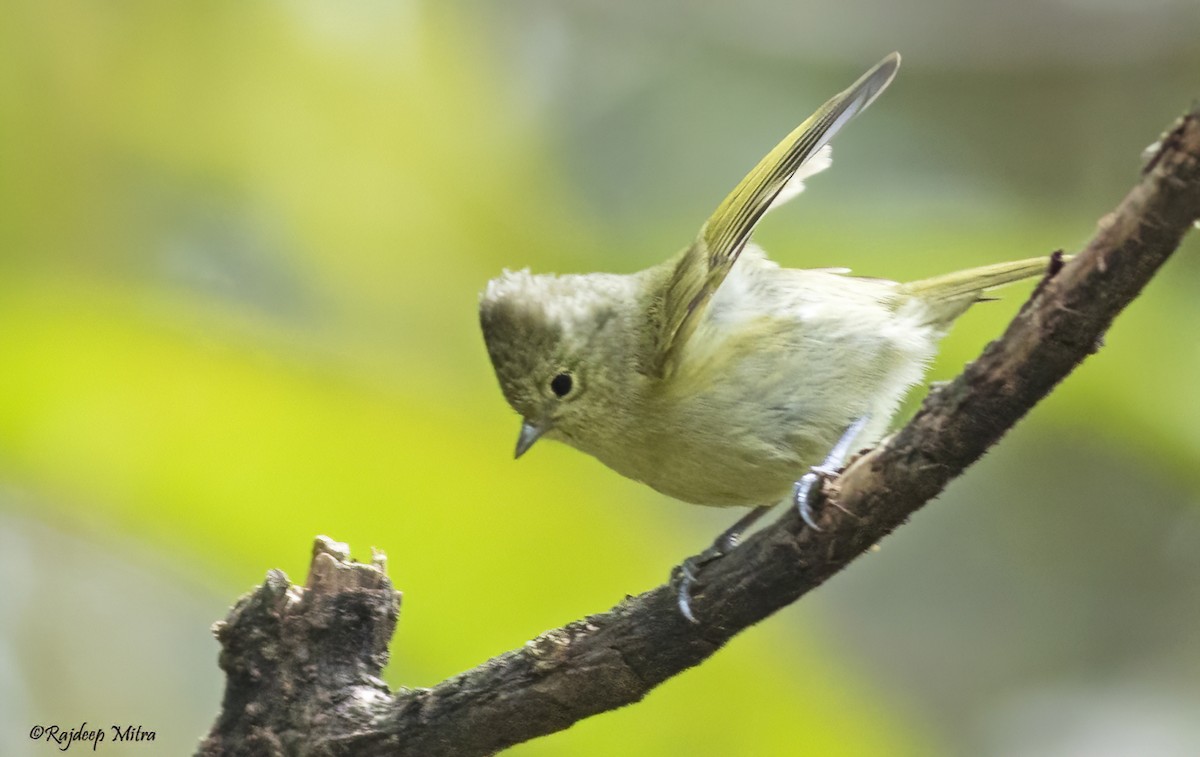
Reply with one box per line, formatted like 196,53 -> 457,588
898,256 -> 1058,329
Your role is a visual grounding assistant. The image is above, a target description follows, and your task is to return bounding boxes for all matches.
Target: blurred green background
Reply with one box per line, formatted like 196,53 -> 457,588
2,1 -> 1199,755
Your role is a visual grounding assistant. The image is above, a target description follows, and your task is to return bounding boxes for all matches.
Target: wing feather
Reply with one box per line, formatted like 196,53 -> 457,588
649,52 -> 900,378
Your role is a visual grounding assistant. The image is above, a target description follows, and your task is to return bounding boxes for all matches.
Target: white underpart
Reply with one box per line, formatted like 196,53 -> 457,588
699,246 -> 940,438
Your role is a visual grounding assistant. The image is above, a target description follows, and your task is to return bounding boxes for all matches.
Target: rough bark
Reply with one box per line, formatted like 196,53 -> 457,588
198,107 -> 1200,756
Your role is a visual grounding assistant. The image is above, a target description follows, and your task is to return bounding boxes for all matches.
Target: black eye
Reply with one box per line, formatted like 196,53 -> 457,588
550,372 -> 573,398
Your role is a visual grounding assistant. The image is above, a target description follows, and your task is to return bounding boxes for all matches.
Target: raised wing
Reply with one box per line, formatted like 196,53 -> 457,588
649,52 -> 900,378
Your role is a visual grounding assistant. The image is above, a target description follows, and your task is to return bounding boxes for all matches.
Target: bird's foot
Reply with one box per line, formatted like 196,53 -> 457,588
673,506 -> 771,624
793,414 -> 871,531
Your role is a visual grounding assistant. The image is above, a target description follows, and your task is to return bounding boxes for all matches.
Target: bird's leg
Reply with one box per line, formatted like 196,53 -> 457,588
675,505 -> 772,624
793,414 -> 870,531
673,415 -> 871,623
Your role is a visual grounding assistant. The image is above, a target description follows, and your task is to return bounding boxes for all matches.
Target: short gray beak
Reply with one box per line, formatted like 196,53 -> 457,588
514,420 -> 545,459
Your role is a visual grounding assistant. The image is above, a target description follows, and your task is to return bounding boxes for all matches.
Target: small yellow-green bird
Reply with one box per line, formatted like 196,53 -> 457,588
479,52 -> 1051,620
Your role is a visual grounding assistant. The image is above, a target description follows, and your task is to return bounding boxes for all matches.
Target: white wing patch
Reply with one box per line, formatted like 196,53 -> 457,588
764,144 -> 832,215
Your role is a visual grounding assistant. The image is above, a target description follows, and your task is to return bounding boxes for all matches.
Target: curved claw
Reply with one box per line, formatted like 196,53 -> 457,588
677,570 -> 700,624
672,505 -> 772,625
793,469 -> 826,531
675,554 -> 708,624
791,415 -> 870,531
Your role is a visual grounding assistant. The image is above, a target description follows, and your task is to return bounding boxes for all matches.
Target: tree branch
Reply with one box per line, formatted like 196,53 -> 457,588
198,107 -> 1200,757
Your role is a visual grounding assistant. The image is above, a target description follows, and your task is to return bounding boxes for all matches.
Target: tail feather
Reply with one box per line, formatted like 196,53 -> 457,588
898,256 -> 1058,329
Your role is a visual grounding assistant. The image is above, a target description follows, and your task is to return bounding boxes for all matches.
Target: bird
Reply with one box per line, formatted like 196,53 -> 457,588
478,52 -> 1053,621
